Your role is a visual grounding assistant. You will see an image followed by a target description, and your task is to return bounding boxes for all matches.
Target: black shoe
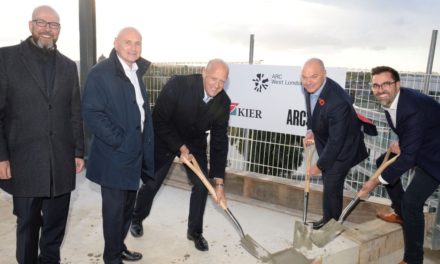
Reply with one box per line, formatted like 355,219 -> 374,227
121,249 -> 142,261
312,219 -> 326,230
130,220 -> 143,237
187,232 -> 209,251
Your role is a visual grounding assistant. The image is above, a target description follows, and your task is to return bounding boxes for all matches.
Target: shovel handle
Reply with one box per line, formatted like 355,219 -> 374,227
368,146 -> 400,181
302,139 -> 315,193
356,146 -> 400,199
181,156 -> 227,210
182,157 -> 246,238
339,146 -> 400,223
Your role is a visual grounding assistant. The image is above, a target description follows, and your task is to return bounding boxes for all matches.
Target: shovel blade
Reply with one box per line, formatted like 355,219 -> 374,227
310,219 -> 345,247
240,234 -> 272,262
293,220 -> 313,250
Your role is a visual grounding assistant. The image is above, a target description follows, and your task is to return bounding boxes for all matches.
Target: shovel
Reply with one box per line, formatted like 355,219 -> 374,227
181,156 -> 272,262
293,140 -> 315,250
310,146 -> 400,247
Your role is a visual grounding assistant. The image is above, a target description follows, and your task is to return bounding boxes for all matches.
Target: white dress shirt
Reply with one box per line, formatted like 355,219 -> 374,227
117,55 -> 145,132
378,91 -> 401,185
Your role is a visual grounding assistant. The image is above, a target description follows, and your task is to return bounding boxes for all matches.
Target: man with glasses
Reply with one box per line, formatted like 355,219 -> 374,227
301,58 -> 368,230
130,59 -> 230,252
0,5 -> 84,263
360,66 -> 440,264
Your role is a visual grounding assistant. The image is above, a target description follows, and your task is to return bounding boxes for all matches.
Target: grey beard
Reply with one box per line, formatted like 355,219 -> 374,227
31,35 -> 55,50
37,39 -> 54,50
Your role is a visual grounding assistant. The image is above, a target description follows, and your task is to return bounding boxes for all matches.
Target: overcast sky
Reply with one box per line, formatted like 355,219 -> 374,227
1,0 -> 439,72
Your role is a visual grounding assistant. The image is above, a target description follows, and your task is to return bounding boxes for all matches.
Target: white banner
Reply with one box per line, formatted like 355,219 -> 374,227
225,64 -> 347,136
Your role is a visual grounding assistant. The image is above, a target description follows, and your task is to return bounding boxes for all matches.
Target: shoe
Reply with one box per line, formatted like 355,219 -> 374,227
376,212 -> 403,225
187,232 -> 209,251
130,220 -> 143,237
398,261 -> 407,264
312,219 -> 326,230
121,249 -> 142,261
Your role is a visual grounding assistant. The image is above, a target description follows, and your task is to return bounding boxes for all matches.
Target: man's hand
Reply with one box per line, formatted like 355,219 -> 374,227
214,179 -> 227,207
307,164 -> 322,176
390,141 -> 401,155
0,160 -> 11,180
358,177 -> 381,199
178,144 -> 194,163
304,131 -> 315,146
75,158 -> 85,173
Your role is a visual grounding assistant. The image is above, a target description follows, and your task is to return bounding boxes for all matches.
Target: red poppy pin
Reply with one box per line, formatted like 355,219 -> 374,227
319,98 -> 325,106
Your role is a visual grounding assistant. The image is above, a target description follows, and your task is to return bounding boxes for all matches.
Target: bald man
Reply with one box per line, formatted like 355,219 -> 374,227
130,59 -> 230,252
0,5 -> 84,263
82,27 -> 154,263
301,58 -> 368,229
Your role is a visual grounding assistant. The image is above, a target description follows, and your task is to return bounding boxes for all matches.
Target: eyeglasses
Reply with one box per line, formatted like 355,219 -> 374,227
32,19 -> 61,30
301,74 -> 322,82
371,81 -> 395,91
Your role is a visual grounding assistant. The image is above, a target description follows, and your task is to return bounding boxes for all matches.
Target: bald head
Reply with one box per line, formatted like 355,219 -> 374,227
301,58 -> 327,93
303,58 -> 326,74
116,27 -> 142,40
32,5 -> 59,22
206,58 -> 229,76
114,27 -> 142,67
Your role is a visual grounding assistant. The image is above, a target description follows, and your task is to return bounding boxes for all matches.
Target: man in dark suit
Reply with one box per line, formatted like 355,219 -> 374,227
82,27 -> 154,263
0,5 -> 84,263
360,66 -> 440,264
130,59 -> 230,252
301,58 -> 368,229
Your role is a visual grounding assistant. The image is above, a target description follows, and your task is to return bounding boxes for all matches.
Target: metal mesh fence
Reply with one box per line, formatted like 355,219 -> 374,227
143,62 -> 440,207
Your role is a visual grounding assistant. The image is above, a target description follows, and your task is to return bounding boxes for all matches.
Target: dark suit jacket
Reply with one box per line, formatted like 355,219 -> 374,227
82,49 -> 154,190
305,77 -> 368,173
153,74 -> 230,179
380,87 -> 440,184
0,38 -> 84,197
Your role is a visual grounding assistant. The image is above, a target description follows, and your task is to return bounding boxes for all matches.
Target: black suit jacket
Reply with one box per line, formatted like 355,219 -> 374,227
305,78 -> 367,173
153,74 -> 230,179
0,38 -> 84,197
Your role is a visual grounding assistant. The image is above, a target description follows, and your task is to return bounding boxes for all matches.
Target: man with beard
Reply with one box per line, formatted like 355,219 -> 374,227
359,66 -> 440,264
0,5 -> 84,263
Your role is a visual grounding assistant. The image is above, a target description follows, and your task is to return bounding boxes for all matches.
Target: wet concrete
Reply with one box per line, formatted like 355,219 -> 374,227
270,247 -> 313,264
310,219 -> 345,248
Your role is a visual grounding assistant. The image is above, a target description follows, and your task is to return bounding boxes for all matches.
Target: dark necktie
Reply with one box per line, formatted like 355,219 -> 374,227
384,110 -> 394,129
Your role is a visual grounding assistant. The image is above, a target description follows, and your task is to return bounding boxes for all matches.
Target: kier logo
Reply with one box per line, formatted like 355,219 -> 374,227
230,102 -> 262,119
230,102 -> 239,114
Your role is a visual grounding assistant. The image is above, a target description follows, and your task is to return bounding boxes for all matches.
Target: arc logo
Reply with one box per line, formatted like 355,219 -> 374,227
230,102 -> 262,119
252,73 -> 269,92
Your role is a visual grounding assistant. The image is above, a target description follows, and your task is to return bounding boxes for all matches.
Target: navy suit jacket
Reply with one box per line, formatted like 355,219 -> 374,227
380,87 -> 440,184
305,77 -> 368,173
82,49 -> 154,190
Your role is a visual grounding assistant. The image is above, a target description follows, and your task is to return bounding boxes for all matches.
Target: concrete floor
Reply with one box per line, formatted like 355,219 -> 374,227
1,171 -> 439,263
0,172 -> 295,264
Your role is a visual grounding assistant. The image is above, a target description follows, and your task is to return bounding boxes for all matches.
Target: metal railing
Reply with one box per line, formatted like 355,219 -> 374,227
143,63 -> 440,206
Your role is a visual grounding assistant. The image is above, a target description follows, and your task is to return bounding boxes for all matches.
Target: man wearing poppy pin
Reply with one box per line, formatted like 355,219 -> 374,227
301,58 -> 368,230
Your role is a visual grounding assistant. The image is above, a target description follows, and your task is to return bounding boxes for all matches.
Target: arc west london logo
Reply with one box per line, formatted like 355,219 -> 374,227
252,73 -> 269,92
